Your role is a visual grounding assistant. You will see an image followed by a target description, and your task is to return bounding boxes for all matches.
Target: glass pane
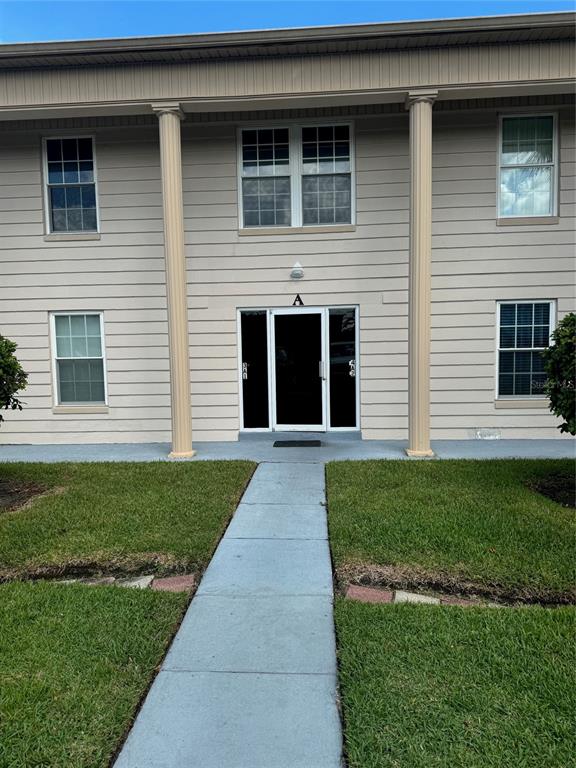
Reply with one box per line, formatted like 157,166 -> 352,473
89,359 -> 104,381
79,161 -> 94,183
515,374 -> 531,395
329,308 -> 356,428
63,162 -> 79,184
301,125 -> 350,177
62,139 -> 78,161
51,210 -> 67,232
532,373 -> 547,395
55,336 -> 71,357
532,351 -> 546,373
498,373 -> 514,396
48,162 -> 63,184
71,336 -> 88,357
77,138 -> 93,160
90,379 -> 106,402
67,209 -> 82,231
517,304 -> 533,325
242,177 -> 291,227
534,303 -> 550,325
55,315 -> 70,336
50,187 -> 66,209
499,166 -> 552,217
515,351 -> 532,372
85,315 -> 101,335
533,326 -> 550,348
500,304 -> 515,325
46,139 -> 62,162
516,326 -> 533,348
58,359 -> 74,383
66,186 -> 81,208
302,174 -> 351,225
242,128 -> 289,178
499,351 -> 514,373
240,311 -> 269,428
86,336 -> 102,356
70,315 -> 86,336
82,208 -> 97,231
500,326 -> 515,348
501,116 -> 554,164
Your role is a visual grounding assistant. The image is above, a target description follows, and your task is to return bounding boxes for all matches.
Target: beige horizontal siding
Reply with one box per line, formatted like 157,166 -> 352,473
0,99 -> 574,445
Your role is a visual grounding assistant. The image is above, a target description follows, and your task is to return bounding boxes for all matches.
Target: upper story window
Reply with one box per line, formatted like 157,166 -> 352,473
239,123 -> 353,229
497,301 -> 554,398
498,115 -> 557,218
44,137 -> 98,233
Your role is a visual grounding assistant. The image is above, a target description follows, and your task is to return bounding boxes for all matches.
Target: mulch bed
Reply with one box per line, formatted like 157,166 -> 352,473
0,478 -> 46,513
527,472 -> 575,509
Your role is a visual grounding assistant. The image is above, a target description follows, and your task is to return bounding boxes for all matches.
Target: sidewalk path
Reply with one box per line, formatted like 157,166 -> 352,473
114,462 -> 342,768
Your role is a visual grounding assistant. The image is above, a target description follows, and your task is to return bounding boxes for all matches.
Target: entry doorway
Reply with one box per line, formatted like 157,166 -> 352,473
239,306 -> 358,432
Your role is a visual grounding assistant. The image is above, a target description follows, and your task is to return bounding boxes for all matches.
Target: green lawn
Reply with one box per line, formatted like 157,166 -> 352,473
0,581 -> 187,768
327,459 -> 575,602
0,461 -> 255,580
335,601 -> 575,768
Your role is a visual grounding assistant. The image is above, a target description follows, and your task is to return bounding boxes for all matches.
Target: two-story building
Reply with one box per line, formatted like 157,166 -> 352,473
0,13 -> 574,456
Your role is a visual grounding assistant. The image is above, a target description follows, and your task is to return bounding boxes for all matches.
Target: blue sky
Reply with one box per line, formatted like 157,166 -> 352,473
0,0 -> 573,43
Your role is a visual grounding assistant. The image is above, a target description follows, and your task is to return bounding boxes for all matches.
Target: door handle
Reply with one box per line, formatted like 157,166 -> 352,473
318,361 -> 326,380
242,362 -> 248,380
349,359 -> 356,378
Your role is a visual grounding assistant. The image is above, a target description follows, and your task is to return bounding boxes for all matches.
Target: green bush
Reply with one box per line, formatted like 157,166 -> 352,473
0,334 -> 28,424
542,313 -> 576,435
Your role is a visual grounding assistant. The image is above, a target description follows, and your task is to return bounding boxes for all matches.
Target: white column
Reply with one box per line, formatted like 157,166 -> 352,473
152,103 -> 194,458
405,90 -> 437,457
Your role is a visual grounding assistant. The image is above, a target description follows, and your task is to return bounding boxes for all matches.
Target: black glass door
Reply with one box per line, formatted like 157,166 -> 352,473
240,311 -> 269,428
274,313 -> 323,427
329,308 -> 357,428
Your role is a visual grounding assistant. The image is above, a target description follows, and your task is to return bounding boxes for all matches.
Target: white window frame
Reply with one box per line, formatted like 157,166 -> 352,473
49,311 -> 108,406
497,113 -> 558,219
237,121 -> 355,229
495,300 -> 556,400
42,135 -> 100,234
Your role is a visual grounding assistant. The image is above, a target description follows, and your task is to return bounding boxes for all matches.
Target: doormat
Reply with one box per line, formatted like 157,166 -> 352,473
273,440 -> 322,448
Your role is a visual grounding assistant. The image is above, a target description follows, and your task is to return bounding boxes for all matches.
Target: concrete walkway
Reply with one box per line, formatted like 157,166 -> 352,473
1,434 -> 574,463
114,462 -> 342,768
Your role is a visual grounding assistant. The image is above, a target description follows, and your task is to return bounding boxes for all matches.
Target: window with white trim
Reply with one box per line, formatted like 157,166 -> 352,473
44,137 -> 98,232
239,124 -> 353,228
497,302 -> 554,398
51,313 -> 106,404
498,115 -> 557,218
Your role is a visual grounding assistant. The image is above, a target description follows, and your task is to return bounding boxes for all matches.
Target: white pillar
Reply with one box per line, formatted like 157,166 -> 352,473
153,103 -> 194,458
405,90 -> 437,457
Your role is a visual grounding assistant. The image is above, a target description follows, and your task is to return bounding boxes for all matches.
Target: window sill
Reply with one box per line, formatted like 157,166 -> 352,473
496,217 -> 559,226
494,399 -> 548,409
44,233 -> 101,242
53,405 -> 108,414
239,225 -> 356,236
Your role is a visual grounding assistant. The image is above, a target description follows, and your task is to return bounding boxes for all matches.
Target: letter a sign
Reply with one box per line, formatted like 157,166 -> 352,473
292,294 -> 304,306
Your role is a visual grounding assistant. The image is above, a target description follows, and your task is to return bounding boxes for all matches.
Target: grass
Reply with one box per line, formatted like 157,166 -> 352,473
0,581 -> 187,768
335,600 -> 575,768
326,459 -> 575,602
0,461 -> 255,580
